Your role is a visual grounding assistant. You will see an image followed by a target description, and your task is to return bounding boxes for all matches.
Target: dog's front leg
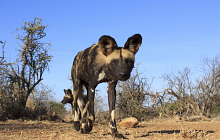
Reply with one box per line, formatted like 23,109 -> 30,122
107,81 -> 119,137
81,85 -> 95,134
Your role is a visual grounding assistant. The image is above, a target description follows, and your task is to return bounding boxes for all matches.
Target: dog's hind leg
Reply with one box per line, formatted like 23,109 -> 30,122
77,88 -> 85,120
81,85 -> 95,134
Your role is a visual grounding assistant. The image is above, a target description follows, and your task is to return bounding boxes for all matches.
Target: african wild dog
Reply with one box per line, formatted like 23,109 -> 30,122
61,89 -> 88,124
71,34 -> 142,137
61,89 -> 74,105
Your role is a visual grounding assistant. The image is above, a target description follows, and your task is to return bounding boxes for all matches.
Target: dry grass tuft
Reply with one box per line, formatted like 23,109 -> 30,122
175,126 -> 208,139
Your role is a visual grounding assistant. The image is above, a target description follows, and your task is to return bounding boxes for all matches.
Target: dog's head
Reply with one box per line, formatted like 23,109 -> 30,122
99,34 -> 142,81
61,89 -> 73,104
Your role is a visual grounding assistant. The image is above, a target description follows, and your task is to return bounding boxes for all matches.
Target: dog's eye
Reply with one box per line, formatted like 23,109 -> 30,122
111,60 -> 118,64
126,59 -> 133,64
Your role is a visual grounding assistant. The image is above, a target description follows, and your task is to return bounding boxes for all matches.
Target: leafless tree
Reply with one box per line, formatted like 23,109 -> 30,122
195,56 -> 220,117
0,18 -> 52,118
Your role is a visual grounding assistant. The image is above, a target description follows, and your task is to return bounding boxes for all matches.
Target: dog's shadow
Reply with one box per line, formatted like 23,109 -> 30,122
148,130 -> 215,134
133,126 -> 215,139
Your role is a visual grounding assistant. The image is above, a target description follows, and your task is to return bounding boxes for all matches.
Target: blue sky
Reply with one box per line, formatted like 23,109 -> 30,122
1,0 -> 220,103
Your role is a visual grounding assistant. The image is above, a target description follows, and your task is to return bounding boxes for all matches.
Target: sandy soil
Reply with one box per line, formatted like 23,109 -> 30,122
0,118 -> 220,140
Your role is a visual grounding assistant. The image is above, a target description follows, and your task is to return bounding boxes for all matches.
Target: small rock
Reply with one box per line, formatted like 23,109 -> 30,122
119,117 -> 138,128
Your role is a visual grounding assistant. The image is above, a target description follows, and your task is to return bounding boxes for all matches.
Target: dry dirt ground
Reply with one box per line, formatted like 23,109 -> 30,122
0,118 -> 220,140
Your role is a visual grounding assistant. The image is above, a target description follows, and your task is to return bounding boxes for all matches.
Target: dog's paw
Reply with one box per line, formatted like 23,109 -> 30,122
111,128 -> 125,138
81,118 -> 93,134
73,121 -> 80,131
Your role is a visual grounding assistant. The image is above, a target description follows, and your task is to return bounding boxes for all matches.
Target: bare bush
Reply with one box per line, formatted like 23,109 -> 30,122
160,55 -> 220,119
0,40 -> 11,120
195,56 -> 220,117
26,83 -> 55,117
161,67 -> 196,118
116,63 -> 152,120
94,90 -> 109,124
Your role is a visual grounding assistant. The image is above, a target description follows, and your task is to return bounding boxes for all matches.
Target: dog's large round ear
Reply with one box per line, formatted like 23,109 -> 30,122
123,34 -> 142,54
67,89 -> 72,93
98,35 -> 118,56
64,89 -> 67,94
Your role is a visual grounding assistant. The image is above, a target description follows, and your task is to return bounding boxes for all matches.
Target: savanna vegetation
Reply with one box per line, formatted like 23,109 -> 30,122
116,56 -> 220,122
0,17 -> 65,121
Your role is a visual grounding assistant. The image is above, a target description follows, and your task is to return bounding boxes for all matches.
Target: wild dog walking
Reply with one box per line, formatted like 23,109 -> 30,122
71,34 -> 142,137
